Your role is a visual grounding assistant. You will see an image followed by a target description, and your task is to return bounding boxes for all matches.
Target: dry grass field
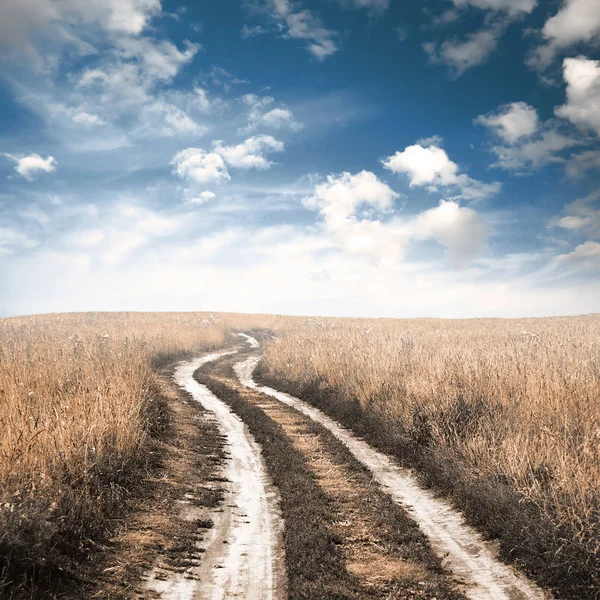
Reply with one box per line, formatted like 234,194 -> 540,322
0,312 -> 234,593
258,315 -> 600,596
2,311 -> 599,598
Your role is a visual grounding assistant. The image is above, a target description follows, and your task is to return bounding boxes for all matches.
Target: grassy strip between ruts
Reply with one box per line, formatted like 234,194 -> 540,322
195,351 -> 465,600
254,366 -> 589,600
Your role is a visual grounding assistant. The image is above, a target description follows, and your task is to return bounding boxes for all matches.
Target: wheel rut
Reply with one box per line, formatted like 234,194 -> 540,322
196,346 -> 467,599
144,350 -> 286,600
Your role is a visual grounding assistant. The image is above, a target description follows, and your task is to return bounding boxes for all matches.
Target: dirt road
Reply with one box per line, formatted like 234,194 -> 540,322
235,335 -> 547,600
146,350 -> 286,600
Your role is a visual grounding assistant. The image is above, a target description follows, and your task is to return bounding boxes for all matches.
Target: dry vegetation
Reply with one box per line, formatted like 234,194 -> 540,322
0,312 -> 241,595
259,315 -> 600,597
2,310 -> 599,598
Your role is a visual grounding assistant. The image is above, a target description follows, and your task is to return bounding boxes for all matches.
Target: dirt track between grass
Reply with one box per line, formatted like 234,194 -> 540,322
235,334 -> 549,600
145,350 -> 286,600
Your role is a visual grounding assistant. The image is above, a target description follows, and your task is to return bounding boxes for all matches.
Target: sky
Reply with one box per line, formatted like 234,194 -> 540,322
0,0 -> 599,318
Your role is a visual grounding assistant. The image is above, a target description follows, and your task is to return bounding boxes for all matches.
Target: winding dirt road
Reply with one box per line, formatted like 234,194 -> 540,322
146,350 -> 286,600
235,335 -> 548,600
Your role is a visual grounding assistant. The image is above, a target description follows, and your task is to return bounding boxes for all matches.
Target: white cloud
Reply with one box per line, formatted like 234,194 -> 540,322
188,191 -> 216,205
304,171 -> 489,268
550,190 -> 600,237
305,170 -> 398,230
116,37 -> 199,83
382,143 -> 500,199
334,0 -> 390,12
555,56 -> 600,137
2,152 -> 57,180
241,93 -> 303,133
566,150 -> 600,178
475,100 -> 582,171
63,229 -> 106,248
139,100 -> 207,137
213,135 -> 284,170
486,130 -> 579,170
0,226 -> 39,252
475,102 -> 539,143
529,0 -> 600,70
67,37 -> 204,141
262,108 -> 303,130
241,24 -> 267,39
451,0 -> 536,15
171,148 -> 231,184
0,0 -> 161,60
424,25 -> 502,77
555,240 -> 600,270
263,0 -> 339,60
71,111 -> 105,126
414,200 -> 489,267
304,170 -> 405,264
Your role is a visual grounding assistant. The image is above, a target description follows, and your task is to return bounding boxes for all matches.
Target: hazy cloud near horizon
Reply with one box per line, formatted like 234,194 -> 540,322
0,0 -> 598,318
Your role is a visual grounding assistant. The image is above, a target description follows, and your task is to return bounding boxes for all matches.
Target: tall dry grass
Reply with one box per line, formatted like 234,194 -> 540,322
0,312 -> 233,593
259,315 -> 600,597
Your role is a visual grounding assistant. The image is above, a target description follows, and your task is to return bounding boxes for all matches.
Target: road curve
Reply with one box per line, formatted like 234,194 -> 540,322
147,350 -> 286,600
235,335 -> 548,600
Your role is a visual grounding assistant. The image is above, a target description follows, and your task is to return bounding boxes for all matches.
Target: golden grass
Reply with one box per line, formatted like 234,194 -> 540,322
3,310 -> 599,596
260,314 -> 600,594
0,312 -> 238,592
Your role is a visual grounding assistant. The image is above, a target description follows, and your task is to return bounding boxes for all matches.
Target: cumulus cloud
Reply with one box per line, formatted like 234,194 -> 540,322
172,135 -> 284,188
528,0 -> 600,70
2,152 -> 57,180
304,170 -> 405,264
382,143 -> 500,200
475,102 -> 581,171
414,200 -> 489,267
171,148 -> 230,184
213,135 -> 284,170
475,102 -> 539,143
304,171 -> 489,267
305,170 -> 399,230
555,56 -> 600,137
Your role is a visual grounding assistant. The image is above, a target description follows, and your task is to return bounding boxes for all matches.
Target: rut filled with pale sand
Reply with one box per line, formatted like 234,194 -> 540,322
146,350 -> 286,600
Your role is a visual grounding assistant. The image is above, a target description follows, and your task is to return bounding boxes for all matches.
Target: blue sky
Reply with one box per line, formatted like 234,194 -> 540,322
0,0 -> 599,318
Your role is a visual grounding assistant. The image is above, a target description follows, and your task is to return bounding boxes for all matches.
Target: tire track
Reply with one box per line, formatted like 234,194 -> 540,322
145,350 -> 286,600
235,334 -> 548,600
